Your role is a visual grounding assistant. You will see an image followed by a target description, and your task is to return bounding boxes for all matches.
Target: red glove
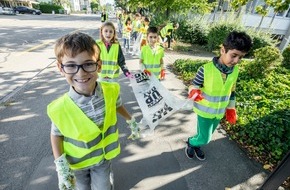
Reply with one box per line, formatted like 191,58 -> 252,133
143,69 -> 151,76
188,89 -> 203,102
160,69 -> 165,80
226,108 -> 237,124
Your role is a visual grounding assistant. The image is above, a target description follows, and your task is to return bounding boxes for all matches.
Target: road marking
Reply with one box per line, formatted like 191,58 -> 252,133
16,40 -> 55,56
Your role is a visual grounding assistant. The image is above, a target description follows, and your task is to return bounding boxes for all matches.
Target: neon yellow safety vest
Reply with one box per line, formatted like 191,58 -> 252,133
96,40 -> 120,79
141,45 -> 164,78
101,12 -> 107,22
160,23 -> 173,38
123,24 -> 131,38
193,62 -> 239,119
47,82 -> 121,170
140,25 -> 149,40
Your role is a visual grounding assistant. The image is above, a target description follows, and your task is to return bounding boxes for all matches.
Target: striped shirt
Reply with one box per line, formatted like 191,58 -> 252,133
51,82 -> 122,136
192,58 -> 236,101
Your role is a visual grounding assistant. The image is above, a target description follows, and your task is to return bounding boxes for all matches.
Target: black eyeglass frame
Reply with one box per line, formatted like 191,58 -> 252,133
60,62 -> 99,74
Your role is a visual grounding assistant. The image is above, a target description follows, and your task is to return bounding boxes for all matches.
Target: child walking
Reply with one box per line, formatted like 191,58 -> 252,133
185,31 -> 252,161
140,17 -> 150,49
122,18 -> 132,54
96,21 -> 132,82
139,26 -> 165,79
131,13 -> 141,42
48,32 -> 138,190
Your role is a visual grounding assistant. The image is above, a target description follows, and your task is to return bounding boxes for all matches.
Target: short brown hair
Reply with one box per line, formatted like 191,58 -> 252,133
54,32 -> 100,64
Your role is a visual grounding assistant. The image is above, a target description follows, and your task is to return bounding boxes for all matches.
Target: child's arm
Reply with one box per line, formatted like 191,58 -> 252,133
51,134 -> 76,189
139,57 -> 145,71
117,105 -> 132,121
160,57 -> 164,69
117,44 -> 130,76
188,66 -> 204,101
51,134 -> 64,159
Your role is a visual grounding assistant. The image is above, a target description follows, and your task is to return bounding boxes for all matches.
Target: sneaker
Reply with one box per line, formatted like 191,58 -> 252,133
185,139 -> 205,161
168,47 -> 173,50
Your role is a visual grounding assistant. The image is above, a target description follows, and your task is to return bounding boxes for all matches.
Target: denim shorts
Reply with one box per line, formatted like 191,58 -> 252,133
74,160 -> 114,190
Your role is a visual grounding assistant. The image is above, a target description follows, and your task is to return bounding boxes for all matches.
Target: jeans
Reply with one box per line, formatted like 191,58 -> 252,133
74,160 -> 114,190
123,38 -> 130,51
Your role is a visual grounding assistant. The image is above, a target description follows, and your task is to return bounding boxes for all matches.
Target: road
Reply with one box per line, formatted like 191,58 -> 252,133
0,14 -> 103,103
0,13 -> 105,190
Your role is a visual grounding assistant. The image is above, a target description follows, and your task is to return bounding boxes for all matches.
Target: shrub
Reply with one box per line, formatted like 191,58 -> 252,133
206,23 -> 241,52
245,46 -> 282,78
246,30 -> 276,57
39,2 -> 64,14
282,45 -> 290,69
173,59 -> 208,83
175,18 -> 208,46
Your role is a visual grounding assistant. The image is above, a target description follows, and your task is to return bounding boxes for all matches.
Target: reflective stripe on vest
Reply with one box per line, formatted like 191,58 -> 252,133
193,62 -> 238,119
47,82 -> 121,170
160,23 -> 173,37
96,40 -> 120,79
142,45 -> 163,78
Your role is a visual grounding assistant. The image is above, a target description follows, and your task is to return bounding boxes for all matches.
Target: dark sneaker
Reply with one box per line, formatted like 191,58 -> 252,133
185,139 -> 205,161
185,140 -> 195,159
193,146 -> 205,161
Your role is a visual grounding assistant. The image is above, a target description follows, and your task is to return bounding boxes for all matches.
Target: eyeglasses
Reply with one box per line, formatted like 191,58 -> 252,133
61,62 -> 98,74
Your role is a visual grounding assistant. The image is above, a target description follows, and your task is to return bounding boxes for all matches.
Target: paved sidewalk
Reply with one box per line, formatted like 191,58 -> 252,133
6,48 -> 268,190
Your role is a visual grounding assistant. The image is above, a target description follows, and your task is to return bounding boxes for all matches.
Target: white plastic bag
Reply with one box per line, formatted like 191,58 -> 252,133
130,72 -> 191,131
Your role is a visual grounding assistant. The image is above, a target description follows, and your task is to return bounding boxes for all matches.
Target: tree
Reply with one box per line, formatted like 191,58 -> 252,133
123,0 -> 213,17
255,4 -> 269,29
265,0 -> 290,28
91,0 -> 99,13
231,0 -> 250,18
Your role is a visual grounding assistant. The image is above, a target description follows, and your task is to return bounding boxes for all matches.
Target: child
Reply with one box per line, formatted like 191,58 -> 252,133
122,18 -> 132,53
101,9 -> 108,22
185,31 -> 252,161
140,17 -> 150,49
96,21 -> 132,82
131,13 -> 141,42
159,22 -> 179,50
139,26 -> 165,79
47,32 -> 138,190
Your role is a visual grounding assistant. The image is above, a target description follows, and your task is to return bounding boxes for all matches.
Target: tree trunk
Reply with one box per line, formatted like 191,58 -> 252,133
166,7 -> 170,18
257,16 -> 265,30
269,13 -> 276,28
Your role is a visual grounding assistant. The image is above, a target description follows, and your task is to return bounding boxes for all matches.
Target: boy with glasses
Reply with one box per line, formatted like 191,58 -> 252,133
139,26 -> 165,79
47,32 -> 138,190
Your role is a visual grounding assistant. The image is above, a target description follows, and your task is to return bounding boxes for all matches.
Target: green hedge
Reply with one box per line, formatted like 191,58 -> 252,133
39,2 -> 64,14
282,45 -> 290,69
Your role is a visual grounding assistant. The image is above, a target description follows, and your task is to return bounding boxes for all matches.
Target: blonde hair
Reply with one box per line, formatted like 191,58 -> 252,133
100,21 -> 118,43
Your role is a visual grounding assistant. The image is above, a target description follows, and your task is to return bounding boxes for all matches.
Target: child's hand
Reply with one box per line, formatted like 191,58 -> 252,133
188,89 -> 203,102
54,154 -> 76,190
125,72 -> 134,78
126,117 -> 140,140
160,69 -> 165,80
143,69 -> 151,76
226,108 -> 237,124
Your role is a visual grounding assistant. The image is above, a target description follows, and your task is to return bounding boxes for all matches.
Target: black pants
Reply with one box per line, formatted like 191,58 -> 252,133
161,35 -> 171,48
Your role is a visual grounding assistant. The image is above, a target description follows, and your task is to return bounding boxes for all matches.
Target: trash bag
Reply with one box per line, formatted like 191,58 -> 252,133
129,71 -> 193,132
